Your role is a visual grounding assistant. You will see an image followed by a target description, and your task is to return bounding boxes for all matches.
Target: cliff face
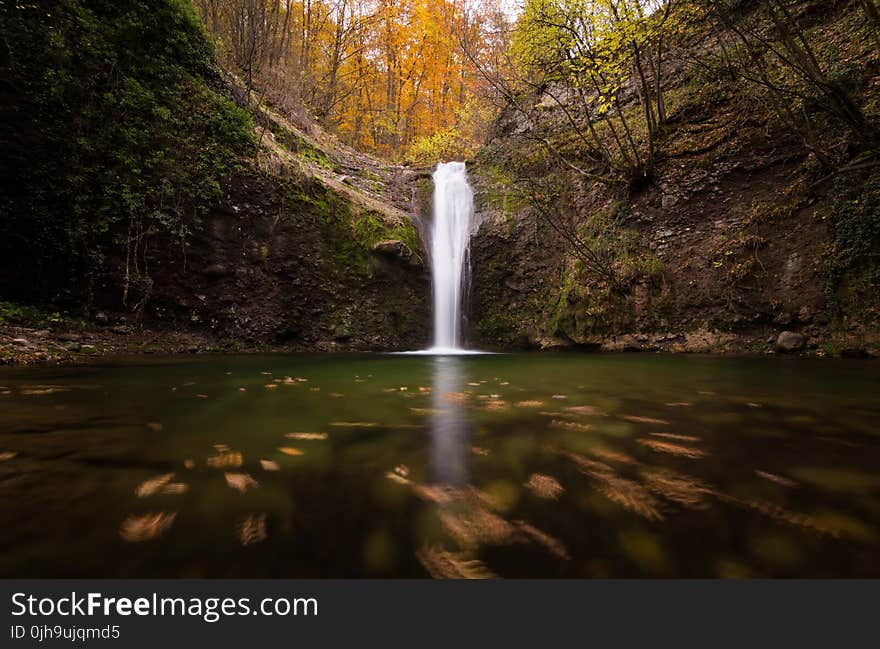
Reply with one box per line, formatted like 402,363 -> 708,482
0,0 -> 431,355
465,4 -> 880,357
139,166 -> 430,351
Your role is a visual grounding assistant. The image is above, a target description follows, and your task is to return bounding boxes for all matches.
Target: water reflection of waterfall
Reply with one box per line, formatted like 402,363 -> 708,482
428,356 -> 469,486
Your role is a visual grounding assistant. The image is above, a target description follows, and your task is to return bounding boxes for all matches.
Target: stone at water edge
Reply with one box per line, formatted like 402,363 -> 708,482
775,331 -> 806,353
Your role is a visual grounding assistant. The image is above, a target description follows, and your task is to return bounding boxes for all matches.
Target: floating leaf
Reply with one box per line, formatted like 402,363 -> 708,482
206,451 -> 243,468
260,459 -> 280,471
278,447 -> 304,456
483,400 -> 509,412
161,483 -> 188,496
643,469 -> 713,509
622,415 -> 671,425
564,405 -> 602,415
637,438 -> 705,459
516,400 -> 544,408
285,432 -> 328,440
416,546 -> 497,579
650,432 -> 701,442
550,419 -> 592,432
471,446 -> 490,456
755,470 -> 800,488
410,408 -> 440,415
524,473 -> 565,499
119,512 -> 176,542
515,521 -> 570,560
564,451 -> 663,520
238,514 -> 268,546
329,421 -> 378,427
589,447 -> 638,465
21,387 -> 70,396
135,473 -> 175,498
225,472 -> 258,493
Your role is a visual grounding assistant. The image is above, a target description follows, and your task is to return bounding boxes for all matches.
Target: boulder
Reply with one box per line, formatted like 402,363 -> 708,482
775,331 -> 806,353
371,239 -> 417,265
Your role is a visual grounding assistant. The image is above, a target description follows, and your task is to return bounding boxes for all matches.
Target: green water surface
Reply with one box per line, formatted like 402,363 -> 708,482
0,353 -> 878,577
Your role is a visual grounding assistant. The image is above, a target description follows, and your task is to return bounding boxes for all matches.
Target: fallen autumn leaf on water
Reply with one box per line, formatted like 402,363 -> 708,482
329,421 -> 378,427
550,419 -> 592,432
135,473 -> 175,498
161,482 -> 188,496
225,472 -> 258,493
564,405 -> 603,416
206,451 -> 243,468
637,438 -> 706,459
416,546 -> 497,579
622,415 -> 672,425
755,470 -> 800,488
119,513 -> 176,543
524,473 -> 565,499
238,514 -> 268,546
278,447 -> 304,456
285,432 -> 328,440
650,432 -> 701,442
260,459 -> 280,471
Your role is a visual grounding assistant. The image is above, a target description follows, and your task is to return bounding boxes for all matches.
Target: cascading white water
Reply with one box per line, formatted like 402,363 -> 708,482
429,161 -> 474,353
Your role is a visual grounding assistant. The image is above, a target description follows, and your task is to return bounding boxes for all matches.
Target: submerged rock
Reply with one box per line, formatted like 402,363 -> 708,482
775,331 -> 806,353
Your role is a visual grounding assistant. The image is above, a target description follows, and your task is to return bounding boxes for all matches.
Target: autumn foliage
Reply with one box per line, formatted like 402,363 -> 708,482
195,0 -> 511,160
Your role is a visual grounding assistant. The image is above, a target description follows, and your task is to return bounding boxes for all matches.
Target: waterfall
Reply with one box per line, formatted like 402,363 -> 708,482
429,161 -> 474,352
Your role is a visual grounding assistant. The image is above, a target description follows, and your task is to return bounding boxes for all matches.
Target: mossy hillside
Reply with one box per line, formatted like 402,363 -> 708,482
287,180 -> 420,271
0,0 -> 253,309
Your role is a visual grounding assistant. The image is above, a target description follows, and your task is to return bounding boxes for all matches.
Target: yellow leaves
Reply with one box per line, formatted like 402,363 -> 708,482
135,474 -> 187,498
525,473 -> 565,499
120,513 -> 176,543
206,450 -> 243,468
636,438 -> 706,459
285,432 -> 328,440
224,472 -> 258,493
278,447 -> 304,456
238,514 -> 268,546
417,546 -> 497,579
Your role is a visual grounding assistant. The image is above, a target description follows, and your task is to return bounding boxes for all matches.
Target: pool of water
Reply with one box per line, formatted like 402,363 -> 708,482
0,353 -> 879,578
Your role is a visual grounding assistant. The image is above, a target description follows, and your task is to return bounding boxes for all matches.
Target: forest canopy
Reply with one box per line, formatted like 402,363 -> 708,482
194,0 -> 514,161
